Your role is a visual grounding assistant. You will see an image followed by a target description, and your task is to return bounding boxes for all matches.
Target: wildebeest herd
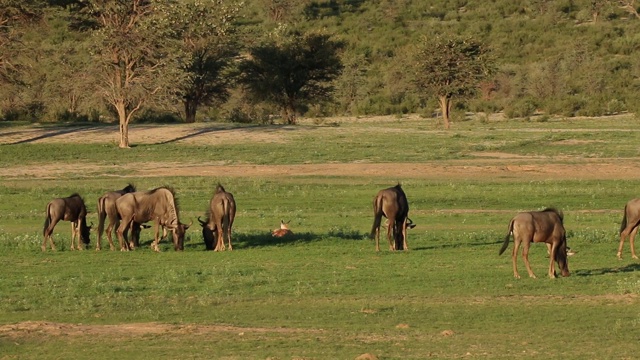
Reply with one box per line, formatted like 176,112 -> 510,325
41,183 -> 640,279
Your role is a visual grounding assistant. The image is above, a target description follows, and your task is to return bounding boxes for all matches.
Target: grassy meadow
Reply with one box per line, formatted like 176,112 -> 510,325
0,115 -> 639,359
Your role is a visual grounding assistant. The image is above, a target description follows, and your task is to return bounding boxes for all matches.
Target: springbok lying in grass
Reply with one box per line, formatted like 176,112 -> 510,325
43,194 -> 92,251
272,220 -> 293,237
370,184 -> 416,251
499,208 -> 570,279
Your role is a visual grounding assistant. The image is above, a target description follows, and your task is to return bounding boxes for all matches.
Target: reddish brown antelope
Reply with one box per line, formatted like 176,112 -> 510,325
370,184 -> 416,252
618,198 -> 640,260
96,184 -> 136,251
272,220 -> 293,237
42,194 -> 92,251
115,187 -> 191,252
499,208 -> 570,279
207,184 -> 236,251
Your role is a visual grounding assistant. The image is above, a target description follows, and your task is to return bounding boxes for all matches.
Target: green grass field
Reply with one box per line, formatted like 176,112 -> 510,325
1,115 -> 639,359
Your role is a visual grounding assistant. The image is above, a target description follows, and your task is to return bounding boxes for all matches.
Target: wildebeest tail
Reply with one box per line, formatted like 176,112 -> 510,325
370,195 -> 383,239
97,196 -> 107,239
43,203 -> 52,236
499,218 -> 515,255
620,205 -> 628,234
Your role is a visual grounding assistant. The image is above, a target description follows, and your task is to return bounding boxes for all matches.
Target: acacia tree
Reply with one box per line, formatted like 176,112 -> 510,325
412,36 -> 492,129
167,0 -> 242,123
238,31 -> 343,124
80,0 -> 183,148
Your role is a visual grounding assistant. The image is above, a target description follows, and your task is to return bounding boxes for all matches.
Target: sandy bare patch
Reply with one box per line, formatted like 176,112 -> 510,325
0,321 -> 322,340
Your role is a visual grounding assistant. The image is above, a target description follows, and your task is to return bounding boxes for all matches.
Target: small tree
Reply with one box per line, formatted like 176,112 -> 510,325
238,31 -> 343,124
167,0 -> 242,123
412,35 -> 493,129
80,0 -> 183,148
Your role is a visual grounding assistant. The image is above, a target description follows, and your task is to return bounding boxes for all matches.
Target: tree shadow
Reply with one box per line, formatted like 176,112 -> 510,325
154,124 -> 306,145
4,124 -> 110,145
574,263 -> 640,277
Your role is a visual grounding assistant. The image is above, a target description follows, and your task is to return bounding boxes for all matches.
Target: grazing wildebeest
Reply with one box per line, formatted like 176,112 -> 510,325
42,194 -> 92,251
370,184 -> 416,252
272,220 -> 293,238
207,184 -> 236,251
617,198 -> 640,260
198,216 -> 216,250
499,208 -> 570,279
96,184 -> 136,251
115,187 -> 191,252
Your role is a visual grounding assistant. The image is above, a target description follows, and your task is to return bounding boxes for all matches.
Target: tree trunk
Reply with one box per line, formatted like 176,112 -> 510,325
283,103 -> 297,125
184,98 -> 197,123
438,95 -> 452,130
116,102 -> 130,148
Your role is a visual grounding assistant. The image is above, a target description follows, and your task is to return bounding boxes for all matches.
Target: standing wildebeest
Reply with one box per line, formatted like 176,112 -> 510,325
115,187 -> 191,252
96,184 -> 136,251
207,184 -> 236,251
499,208 -> 570,279
617,198 -> 640,260
42,194 -> 92,251
370,184 -> 415,252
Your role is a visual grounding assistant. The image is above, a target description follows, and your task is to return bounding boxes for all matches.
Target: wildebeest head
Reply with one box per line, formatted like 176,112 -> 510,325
556,235 -> 570,277
168,220 -> 192,251
80,219 -> 92,246
198,216 -> 216,250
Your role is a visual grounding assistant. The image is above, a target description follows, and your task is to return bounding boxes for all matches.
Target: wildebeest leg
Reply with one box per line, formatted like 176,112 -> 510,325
70,222 -> 78,250
226,223 -> 233,251
511,237 -> 522,279
104,218 -> 118,251
43,219 -> 60,251
547,242 -> 558,278
629,226 -> 639,259
151,222 -> 161,252
402,219 -> 409,251
115,219 -> 131,251
386,219 -> 395,251
521,240 -> 537,279
618,221 -> 638,260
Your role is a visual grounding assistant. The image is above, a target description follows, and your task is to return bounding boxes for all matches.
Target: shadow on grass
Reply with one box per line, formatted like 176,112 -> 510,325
136,229 -> 369,251
154,124 -> 313,145
4,124 -> 111,145
574,263 -> 640,277
412,239 -> 504,251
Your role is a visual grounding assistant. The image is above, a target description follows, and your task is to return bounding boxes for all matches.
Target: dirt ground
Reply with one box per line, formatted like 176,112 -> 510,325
1,121 -> 639,180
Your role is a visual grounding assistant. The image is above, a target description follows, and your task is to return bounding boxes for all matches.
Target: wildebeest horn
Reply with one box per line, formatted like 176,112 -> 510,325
407,217 -> 416,229
197,216 -> 206,226
185,219 -> 193,229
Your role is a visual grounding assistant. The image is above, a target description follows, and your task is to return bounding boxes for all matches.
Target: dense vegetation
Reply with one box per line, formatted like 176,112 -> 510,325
2,0 -> 640,125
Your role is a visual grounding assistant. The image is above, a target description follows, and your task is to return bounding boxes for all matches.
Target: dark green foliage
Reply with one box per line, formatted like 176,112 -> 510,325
237,31 -> 344,124
3,0 -> 640,123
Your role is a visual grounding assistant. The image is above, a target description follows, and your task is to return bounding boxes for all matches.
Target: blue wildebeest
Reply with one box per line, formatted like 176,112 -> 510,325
207,184 -> 236,251
42,194 -> 92,251
618,198 -> 640,260
370,184 -> 415,252
96,184 -> 136,251
499,208 -> 570,279
115,187 -> 191,252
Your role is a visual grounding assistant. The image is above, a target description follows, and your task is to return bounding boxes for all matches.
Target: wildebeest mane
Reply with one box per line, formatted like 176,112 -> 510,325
541,207 -> 563,222
148,186 -> 180,217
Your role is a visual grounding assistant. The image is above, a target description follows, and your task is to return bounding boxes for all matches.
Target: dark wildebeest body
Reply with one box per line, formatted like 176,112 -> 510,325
370,184 -> 415,252
207,184 -> 236,251
115,187 -> 190,252
499,208 -> 570,279
617,198 -> 640,260
198,216 -> 216,250
42,194 -> 91,251
96,184 -> 136,251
